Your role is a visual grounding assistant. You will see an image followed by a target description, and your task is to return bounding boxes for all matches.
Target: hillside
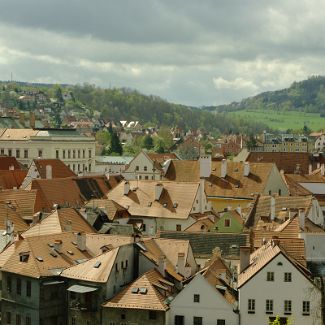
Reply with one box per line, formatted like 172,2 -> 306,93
0,82 -> 268,135
207,76 -> 325,115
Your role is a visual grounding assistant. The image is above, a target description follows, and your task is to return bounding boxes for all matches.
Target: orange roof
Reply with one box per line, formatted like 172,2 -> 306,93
0,232 -> 92,278
0,170 -> 27,189
0,189 -> 37,219
32,176 -> 114,212
147,152 -> 178,164
0,156 -> 22,170
22,208 -> 95,238
246,152 -> 312,174
61,247 -> 119,282
103,269 -> 170,311
0,202 -> 29,232
165,160 -> 276,198
108,180 -> 200,220
33,159 -> 76,179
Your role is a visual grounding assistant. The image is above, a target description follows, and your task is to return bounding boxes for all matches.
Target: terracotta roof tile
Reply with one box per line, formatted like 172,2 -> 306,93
33,159 -> 76,179
0,170 -> 27,189
0,156 -> 22,170
103,269 -> 170,311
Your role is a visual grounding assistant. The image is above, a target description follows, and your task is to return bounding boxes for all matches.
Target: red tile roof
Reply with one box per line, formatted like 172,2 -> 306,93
33,159 -> 76,179
0,156 -> 23,170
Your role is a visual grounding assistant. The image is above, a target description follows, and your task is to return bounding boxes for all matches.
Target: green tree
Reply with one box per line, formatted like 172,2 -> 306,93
177,142 -> 199,160
142,135 -> 154,150
109,131 -> 123,155
269,315 -> 293,325
96,130 -> 111,146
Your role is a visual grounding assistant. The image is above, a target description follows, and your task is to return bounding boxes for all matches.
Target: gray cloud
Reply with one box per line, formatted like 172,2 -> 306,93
0,0 -> 325,105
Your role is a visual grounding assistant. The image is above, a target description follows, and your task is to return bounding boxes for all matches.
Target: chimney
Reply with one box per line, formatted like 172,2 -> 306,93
124,181 -> 130,195
54,240 -> 62,253
321,164 -> 325,176
64,220 -> 72,232
30,112 -> 35,129
240,246 -> 251,273
317,162 -> 320,169
221,159 -> 227,178
270,196 -> 276,221
157,255 -> 166,277
19,112 -> 25,126
45,165 -> 52,179
309,164 -> 313,175
76,232 -> 86,251
9,165 -> 14,171
299,209 -> 305,231
271,236 -> 280,247
176,252 -> 186,276
155,183 -> 163,201
199,155 -> 211,178
243,162 -> 250,177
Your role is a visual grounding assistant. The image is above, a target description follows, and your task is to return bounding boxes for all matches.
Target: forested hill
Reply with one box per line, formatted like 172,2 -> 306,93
205,76 -> 325,116
0,81 -> 269,134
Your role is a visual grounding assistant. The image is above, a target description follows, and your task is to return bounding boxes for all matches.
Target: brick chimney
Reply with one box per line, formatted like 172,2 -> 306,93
221,159 -> 227,178
76,232 -> 86,251
244,162 -> 250,177
123,181 -> 130,195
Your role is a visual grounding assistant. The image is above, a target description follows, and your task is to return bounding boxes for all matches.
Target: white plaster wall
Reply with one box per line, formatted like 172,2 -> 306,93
263,165 -> 289,196
168,273 -> 239,325
300,233 -> 325,262
239,253 -> 322,325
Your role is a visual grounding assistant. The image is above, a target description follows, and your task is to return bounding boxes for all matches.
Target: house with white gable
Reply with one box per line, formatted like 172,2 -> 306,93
168,255 -> 239,325
238,240 -> 322,325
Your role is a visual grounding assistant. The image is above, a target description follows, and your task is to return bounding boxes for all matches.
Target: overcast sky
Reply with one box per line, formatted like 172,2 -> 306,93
0,0 -> 324,106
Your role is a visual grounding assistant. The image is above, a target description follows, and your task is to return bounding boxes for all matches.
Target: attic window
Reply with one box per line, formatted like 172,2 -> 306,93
36,257 -> 43,262
48,243 -> 54,248
94,261 -> 101,268
131,287 -> 139,294
67,250 -> 74,255
50,251 -> 58,258
163,203 -> 167,208
277,262 -> 283,266
19,252 -> 30,262
71,241 -> 77,246
139,287 -> 148,294
173,203 -> 178,208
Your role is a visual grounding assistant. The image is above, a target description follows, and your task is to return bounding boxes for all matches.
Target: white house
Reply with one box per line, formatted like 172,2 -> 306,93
314,134 -> 325,152
0,128 -> 95,172
168,258 -> 239,325
238,241 -> 322,325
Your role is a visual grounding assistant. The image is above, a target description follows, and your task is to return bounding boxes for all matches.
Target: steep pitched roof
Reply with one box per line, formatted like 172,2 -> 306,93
147,152 -> 178,164
246,152 -> 311,174
22,208 -> 95,238
61,247 -> 119,283
158,231 -> 249,258
33,159 -> 76,179
103,269 -> 170,311
108,180 -> 200,220
238,241 -> 311,288
85,199 -> 129,221
32,176 -> 113,212
0,202 -> 29,232
0,170 -> 27,189
164,160 -> 276,199
0,189 -> 37,220
0,156 -> 23,170
0,232 -> 92,278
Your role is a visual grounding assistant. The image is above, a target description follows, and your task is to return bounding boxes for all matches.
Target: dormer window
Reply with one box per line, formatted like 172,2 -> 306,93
19,252 -> 30,262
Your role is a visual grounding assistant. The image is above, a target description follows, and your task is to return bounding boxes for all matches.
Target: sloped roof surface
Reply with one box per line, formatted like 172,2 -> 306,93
34,159 -> 76,179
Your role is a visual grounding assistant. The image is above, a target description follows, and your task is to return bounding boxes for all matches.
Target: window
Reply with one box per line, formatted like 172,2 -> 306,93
142,224 -> 146,232
56,150 -> 59,159
73,150 -> 76,159
217,320 -> 225,325
26,316 -> 31,325
303,301 -> 310,315
284,272 -> 292,282
176,224 -> 182,231
16,149 -> 20,158
16,314 -> 21,325
24,149 -> 28,158
266,299 -> 273,314
267,272 -> 274,281
63,150 -> 66,159
278,189 -> 282,196
224,219 -> 231,227
26,280 -> 31,297
248,299 -> 255,313
38,150 -> 42,158
83,149 -> 85,158
6,312 -> 11,324
68,150 -> 71,159
7,275 -> 12,293
149,311 -> 157,320
121,314 -> 126,320
88,149 -> 92,158
71,318 -> 76,325
135,166 -> 139,171
0,149 -> 4,155
174,315 -> 184,325
16,278 -> 21,295
72,164 -> 75,172
8,149 -> 12,157
193,294 -> 200,303
144,166 -> 147,171
78,150 -> 80,158
145,176 -> 148,180
284,300 -> 292,314
88,164 -> 91,172
193,316 -> 202,325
